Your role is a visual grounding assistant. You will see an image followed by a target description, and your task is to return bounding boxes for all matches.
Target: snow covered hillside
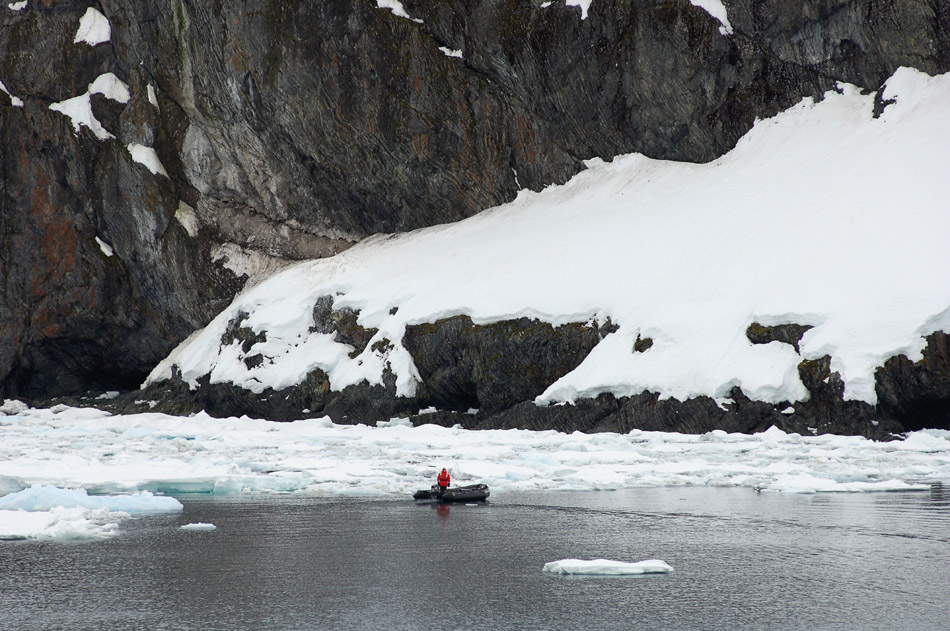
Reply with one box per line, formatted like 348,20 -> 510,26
144,68 -> 950,431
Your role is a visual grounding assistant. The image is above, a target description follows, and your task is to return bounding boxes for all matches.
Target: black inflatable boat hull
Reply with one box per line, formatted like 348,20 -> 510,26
413,484 -> 490,503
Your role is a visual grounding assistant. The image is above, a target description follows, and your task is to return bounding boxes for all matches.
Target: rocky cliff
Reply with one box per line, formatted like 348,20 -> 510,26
2,1 -> 949,434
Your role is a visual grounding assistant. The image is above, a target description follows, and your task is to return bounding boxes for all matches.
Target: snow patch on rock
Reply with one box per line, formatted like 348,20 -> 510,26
74,7 -> 111,46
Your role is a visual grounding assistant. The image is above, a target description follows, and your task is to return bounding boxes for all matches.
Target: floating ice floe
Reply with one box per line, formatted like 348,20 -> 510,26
0,507 -> 119,541
543,558 -> 674,575
180,522 -> 217,531
0,405 -> 946,498
0,485 -> 183,513
0,485 -> 181,541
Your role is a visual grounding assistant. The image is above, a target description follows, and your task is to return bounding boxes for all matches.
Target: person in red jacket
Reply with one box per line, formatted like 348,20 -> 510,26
437,468 -> 450,495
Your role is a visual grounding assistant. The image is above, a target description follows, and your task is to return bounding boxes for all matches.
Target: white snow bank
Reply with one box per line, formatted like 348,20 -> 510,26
151,68 -> 950,409
0,406 -> 945,497
543,558 -> 673,575
376,1 -> 422,23
565,0 -> 592,20
689,0 -> 733,35
49,73 -> 130,140
127,143 -> 169,177
74,7 -> 111,46
180,522 -> 217,531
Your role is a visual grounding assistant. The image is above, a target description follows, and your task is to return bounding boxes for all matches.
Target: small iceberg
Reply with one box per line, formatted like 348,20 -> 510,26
180,522 -> 216,531
0,485 -> 183,514
542,558 -> 674,575
0,485 -> 182,542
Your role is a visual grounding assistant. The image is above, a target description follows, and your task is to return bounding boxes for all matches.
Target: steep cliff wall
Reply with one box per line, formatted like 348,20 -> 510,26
2,1 -> 948,414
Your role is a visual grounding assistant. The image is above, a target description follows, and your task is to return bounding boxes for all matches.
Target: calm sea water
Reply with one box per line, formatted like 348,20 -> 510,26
1,486 -> 948,631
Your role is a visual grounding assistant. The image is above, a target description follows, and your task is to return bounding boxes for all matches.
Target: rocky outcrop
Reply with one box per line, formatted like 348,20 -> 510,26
3,1 -> 950,433
45,313 -> 948,440
403,315 -> 616,414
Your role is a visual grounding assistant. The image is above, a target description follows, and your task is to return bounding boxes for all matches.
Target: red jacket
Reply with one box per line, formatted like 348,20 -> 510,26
437,469 -> 450,488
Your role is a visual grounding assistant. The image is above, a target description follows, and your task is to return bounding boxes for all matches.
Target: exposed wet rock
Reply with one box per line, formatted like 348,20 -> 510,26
876,332 -> 950,431
746,322 -> 813,352
311,296 -> 378,358
403,315 -> 613,414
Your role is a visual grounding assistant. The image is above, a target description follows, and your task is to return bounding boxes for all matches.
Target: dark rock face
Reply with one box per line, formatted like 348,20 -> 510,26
4,1 -> 950,433
403,315 -> 614,414
876,332 -> 950,431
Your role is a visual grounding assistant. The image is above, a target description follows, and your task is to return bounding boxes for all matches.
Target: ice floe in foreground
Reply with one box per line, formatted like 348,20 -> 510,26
543,558 -> 674,575
180,522 -> 217,531
0,485 -> 181,541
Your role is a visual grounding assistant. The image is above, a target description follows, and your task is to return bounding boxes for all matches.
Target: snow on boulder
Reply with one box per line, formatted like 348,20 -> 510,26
49,73 -> 130,140
74,7 -> 111,46
689,0 -> 733,35
127,143 -> 169,177
543,558 -> 674,575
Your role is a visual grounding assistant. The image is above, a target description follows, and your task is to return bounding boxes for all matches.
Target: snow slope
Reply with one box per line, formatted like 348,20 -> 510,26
148,68 -> 950,411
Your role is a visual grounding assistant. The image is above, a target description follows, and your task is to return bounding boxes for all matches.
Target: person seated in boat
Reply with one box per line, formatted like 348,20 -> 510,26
437,468 -> 450,495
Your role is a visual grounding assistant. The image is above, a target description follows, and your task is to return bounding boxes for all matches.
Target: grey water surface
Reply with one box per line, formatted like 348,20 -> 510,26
2,486 -> 949,631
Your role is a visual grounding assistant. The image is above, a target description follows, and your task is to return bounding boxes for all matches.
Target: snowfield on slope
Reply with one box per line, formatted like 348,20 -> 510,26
148,68 -> 950,408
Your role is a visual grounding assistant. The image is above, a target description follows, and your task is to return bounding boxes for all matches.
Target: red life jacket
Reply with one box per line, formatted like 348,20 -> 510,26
437,469 -> 450,487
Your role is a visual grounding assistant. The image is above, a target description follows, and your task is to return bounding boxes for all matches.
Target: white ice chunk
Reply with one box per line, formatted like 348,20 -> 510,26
0,485 -> 183,514
0,507 -> 119,541
180,522 -> 217,531
127,143 -> 169,177
7,1 -> 27,11
543,558 -> 674,575
762,474 -> 929,494
74,7 -> 111,46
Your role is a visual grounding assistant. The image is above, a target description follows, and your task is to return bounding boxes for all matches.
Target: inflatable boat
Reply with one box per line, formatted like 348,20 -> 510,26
413,484 -> 490,503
